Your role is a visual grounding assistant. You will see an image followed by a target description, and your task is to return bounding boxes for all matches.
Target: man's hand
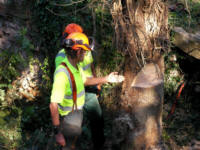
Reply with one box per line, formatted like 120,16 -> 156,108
55,132 -> 66,146
106,72 -> 125,83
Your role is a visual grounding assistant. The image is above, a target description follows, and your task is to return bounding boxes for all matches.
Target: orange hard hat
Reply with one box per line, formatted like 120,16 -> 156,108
63,23 -> 83,35
66,32 -> 91,51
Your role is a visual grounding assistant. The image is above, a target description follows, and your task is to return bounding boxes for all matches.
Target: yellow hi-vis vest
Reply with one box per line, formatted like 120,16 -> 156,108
79,51 -> 94,78
51,55 -> 85,116
55,49 -> 94,78
55,49 -> 66,68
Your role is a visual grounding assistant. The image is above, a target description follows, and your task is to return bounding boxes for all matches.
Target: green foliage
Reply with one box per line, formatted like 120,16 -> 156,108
0,27 -> 34,86
0,106 -> 22,149
169,11 -> 189,28
32,0 -> 73,56
0,51 -> 25,84
162,129 -> 171,141
14,97 -> 52,149
21,129 -> 48,149
99,36 -> 124,74
0,26 -> 53,149
0,89 -> 6,107
18,28 -> 34,52
40,57 -> 52,92
169,0 -> 200,30
164,50 -> 184,98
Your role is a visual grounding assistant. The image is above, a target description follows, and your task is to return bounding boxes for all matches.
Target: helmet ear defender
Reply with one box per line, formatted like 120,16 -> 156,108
61,33 -> 68,48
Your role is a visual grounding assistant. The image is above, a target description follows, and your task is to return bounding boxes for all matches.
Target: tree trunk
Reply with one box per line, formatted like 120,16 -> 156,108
111,0 -> 168,149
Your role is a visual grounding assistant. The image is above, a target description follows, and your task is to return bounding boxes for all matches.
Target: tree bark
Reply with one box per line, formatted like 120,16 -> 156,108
111,0 -> 168,149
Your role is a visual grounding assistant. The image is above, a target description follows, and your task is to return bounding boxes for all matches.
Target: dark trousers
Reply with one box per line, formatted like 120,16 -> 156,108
83,92 -> 105,150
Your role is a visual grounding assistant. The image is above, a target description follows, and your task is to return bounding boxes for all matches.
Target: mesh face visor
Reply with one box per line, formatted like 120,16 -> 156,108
64,39 -> 91,50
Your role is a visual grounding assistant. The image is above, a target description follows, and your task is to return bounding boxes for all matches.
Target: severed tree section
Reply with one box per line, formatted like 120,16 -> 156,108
111,0 -> 168,150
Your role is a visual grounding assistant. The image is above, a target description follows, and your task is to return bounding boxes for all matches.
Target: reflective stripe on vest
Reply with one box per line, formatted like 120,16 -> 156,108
58,104 -> 83,111
82,63 -> 91,71
55,50 -> 66,68
54,68 -> 72,91
79,51 -> 93,77
56,52 -> 65,58
64,90 -> 85,99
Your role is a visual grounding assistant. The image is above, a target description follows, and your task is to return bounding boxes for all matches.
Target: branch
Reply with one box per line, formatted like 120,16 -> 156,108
46,5 -> 88,17
50,0 -> 85,7
184,0 -> 191,27
92,8 -> 96,37
46,0 -> 99,17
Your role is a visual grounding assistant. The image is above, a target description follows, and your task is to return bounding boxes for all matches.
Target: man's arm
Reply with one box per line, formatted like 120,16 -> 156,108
50,68 -> 70,147
84,72 -> 125,86
49,102 -> 66,146
84,76 -> 108,86
49,102 -> 60,126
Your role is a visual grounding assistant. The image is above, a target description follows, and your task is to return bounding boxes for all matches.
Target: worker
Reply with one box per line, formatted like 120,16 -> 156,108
56,23 -> 105,150
50,32 -> 124,150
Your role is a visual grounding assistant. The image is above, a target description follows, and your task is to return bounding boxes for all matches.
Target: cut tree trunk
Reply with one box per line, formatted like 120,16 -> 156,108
111,0 -> 168,149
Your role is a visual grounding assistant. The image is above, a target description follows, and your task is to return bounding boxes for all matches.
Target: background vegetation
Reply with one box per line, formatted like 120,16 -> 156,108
0,0 -> 200,150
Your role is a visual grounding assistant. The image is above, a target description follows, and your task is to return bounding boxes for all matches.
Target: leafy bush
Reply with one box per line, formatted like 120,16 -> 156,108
0,51 -> 25,84
169,0 -> 200,30
17,28 -> 35,52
